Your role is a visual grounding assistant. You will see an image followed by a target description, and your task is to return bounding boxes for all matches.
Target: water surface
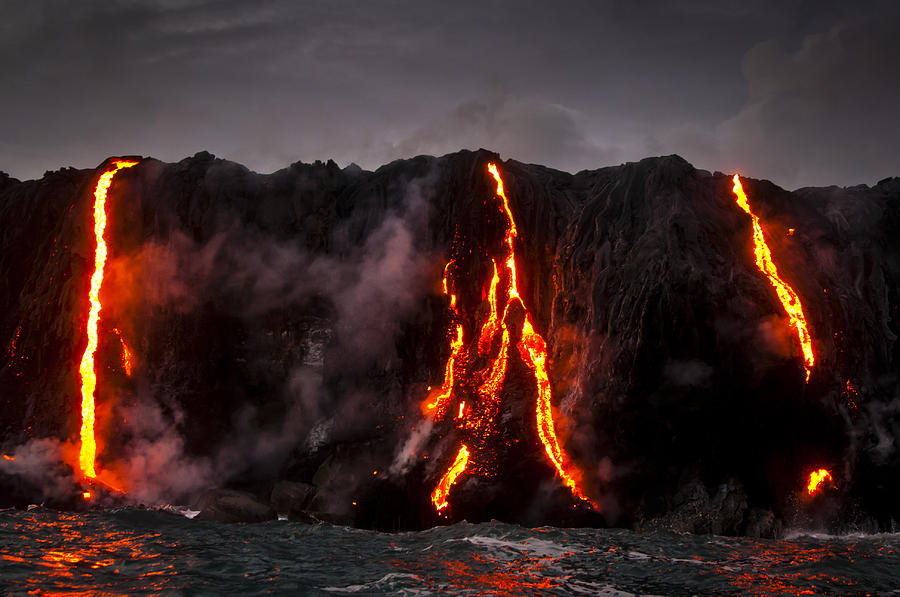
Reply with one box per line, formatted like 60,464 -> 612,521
0,509 -> 897,595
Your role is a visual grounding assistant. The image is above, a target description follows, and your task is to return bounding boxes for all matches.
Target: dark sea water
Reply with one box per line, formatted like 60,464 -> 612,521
1,508 -> 898,596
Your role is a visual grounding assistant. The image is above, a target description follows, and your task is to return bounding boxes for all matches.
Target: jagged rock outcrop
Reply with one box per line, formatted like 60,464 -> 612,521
0,150 -> 898,534
270,480 -> 315,520
193,489 -> 277,523
634,479 -> 749,535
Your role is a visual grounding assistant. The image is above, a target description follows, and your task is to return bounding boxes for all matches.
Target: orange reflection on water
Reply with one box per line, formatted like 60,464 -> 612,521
393,536 -> 577,596
396,553 -> 563,596
441,554 -> 561,595
719,542 -> 860,596
0,512 -> 168,596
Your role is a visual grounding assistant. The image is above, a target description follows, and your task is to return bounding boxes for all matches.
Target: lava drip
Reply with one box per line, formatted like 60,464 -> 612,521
78,160 -> 137,480
488,163 -> 589,504
113,327 -> 134,377
731,174 -> 815,382
424,162 -> 591,512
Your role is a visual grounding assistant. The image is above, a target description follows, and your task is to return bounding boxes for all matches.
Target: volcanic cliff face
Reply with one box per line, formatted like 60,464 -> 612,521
0,150 -> 898,533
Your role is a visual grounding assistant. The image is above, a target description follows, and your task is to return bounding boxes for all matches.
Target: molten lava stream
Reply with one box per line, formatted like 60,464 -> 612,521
423,162 -> 592,512
425,261 -> 464,418
732,174 -> 814,382
78,160 -> 137,480
486,162 -> 591,505
478,260 -> 502,355
518,315 -> 589,503
432,445 -> 470,511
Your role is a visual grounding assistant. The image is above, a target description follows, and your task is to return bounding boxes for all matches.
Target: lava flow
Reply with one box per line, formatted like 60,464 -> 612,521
807,468 -> 834,496
731,174 -> 815,382
425,262 -> 465,417
425,162 -> 591,512
78,160 -> 137,480
431,445 -> 470,510
113,327 -> 134,377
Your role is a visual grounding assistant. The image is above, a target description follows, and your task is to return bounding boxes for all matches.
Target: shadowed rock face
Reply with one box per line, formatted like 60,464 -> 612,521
0,150 -> 897,534
193,489 -> 277,523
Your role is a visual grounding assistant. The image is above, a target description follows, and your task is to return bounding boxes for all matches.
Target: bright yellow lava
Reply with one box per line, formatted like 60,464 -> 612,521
487,163 -> 590,504
806,468 -> 833,495
79,160 -> 137,479
732,174 -> 814,382
432,445 -> 470,510
425,261 -> 464,418
425,162 -> 593,511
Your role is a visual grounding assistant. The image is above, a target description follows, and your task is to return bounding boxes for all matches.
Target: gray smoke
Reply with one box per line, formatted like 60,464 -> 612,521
0,438 -> 77,505
105,166 -> 440,505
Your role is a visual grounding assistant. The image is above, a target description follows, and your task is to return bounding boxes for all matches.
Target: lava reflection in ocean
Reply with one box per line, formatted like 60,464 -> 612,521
0,510 -> 895,595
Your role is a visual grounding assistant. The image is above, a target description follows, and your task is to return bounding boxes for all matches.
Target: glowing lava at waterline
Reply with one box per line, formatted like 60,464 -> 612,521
425,163 -> 591,512
731,174 -> 814,382
78,160 -> 137,479
807,469 -> 834,496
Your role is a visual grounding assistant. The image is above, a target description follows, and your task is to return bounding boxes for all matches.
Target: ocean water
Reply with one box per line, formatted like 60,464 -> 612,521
0,508 -> 898,596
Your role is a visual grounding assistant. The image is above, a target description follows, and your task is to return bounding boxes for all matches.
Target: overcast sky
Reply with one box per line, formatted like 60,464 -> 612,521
1,0 -> 898,188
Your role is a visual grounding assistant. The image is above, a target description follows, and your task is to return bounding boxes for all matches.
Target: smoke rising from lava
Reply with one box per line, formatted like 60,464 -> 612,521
0,439 -> 78,505
90,165 -> 441,504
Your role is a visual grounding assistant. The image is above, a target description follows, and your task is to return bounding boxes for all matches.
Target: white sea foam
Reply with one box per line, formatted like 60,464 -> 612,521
626,550 -> 651,560
458,535 -> 572,557
321,573 -> 423,593
783,528 -> 900,541
563,579 -> 647,596
159,504 -> 200,519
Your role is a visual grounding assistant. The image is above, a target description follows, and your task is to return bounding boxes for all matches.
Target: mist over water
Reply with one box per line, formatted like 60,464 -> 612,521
1,508 -> 897,596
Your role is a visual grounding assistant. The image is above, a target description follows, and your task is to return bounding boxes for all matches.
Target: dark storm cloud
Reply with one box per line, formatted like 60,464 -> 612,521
0,0 -> 897,187
649,17 -> 900,188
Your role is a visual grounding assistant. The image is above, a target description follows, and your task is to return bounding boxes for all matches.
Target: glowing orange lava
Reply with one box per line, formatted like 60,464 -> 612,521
425,262 -> 464,418
113,328 -> 134,377
425,324 -> 465,417
473,321 -> 509,431
478,260 -> 502,355
424,162 -> 591,511
7,325 -> 21,359
78,160 -> 137,479
488,164 -> 588,504
519,315 -> 586,501
842,379 -> 860,410
432,445 -> 470,511
806,468 -> 834,496
732,174 -> 814,382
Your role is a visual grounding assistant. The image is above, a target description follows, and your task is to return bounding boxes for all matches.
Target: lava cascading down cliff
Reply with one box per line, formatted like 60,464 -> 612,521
731,174 -> 834,494
78,160 -> 136,482
731,174 -> 815,382
427,163 -> 591,512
